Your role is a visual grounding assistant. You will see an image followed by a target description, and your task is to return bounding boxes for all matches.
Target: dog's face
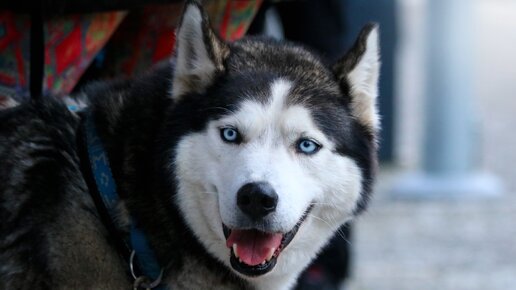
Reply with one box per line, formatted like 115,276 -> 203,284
169,2 -> 379,288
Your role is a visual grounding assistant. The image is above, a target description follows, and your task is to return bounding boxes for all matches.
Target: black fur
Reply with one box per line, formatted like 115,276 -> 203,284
0,99 -> 129,289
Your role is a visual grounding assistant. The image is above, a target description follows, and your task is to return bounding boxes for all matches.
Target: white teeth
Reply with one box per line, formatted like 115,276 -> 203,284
232,243 -> 239,258
231,244 -> 276,264
266,248 -> 276,262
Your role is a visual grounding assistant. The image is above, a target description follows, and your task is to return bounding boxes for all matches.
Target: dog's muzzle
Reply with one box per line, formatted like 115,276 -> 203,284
222,181 -> 313,277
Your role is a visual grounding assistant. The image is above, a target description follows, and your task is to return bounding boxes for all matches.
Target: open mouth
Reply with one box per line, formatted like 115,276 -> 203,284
223,205 -> 313,276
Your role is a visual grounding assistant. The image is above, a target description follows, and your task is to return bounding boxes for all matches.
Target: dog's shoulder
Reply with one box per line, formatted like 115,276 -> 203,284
0,100 -> 129,289
0,99 -> 80,213
81,61 -> 173,124
0,100 -> 75,287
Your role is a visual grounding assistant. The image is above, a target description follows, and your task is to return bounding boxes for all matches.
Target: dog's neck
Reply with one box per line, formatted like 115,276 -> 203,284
83,68 -> 251,289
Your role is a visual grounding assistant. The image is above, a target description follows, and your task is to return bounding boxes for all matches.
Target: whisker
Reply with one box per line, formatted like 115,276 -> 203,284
201,191 -> 218,195
308,213 -> 350,244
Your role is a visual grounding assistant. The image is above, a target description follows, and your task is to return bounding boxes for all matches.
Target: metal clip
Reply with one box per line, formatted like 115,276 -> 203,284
130,250 -> 164,289
133,276 -> 151,290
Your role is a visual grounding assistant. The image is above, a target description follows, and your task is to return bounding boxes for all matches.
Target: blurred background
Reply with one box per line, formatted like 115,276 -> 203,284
348,0 -> 516,289
1,0 -> 515,289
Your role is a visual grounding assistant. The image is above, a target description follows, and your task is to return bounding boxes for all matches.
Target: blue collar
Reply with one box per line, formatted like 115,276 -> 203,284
82,111 -> 167,290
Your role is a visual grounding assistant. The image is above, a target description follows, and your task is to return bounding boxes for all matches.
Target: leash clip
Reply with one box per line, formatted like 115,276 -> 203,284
130,250 -> 164,289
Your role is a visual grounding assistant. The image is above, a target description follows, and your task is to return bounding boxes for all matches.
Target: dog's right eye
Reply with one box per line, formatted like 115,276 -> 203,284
220,127 -> 241,144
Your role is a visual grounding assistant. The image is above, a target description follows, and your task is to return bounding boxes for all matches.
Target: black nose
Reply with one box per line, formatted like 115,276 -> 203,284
237,182 -> 278,219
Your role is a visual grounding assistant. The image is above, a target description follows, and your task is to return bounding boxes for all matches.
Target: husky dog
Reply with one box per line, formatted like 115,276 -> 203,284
0,1 -> 380,289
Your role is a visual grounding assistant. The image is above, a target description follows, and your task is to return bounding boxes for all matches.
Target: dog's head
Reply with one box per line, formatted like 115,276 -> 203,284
169,1 -> 380,288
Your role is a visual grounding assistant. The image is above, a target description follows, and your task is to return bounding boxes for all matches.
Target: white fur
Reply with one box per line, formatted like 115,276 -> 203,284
173,79 -> 363,290
0,96 -> 19,109
172,5 -> 217,99
347,27 -> 381,131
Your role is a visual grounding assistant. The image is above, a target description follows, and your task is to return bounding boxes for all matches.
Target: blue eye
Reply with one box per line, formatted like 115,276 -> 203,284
220,127 -> 240,143
297,138 -> 321,155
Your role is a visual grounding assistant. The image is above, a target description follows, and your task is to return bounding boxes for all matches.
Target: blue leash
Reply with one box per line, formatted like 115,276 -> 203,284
83,111 -> 167,290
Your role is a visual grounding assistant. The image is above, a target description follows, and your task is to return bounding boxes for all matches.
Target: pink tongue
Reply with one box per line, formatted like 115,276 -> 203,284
226,229 -> 283,266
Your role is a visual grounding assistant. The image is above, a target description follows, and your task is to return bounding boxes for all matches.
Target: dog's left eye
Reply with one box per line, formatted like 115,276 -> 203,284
296,138 -> 321,155
220,127 -> 241,143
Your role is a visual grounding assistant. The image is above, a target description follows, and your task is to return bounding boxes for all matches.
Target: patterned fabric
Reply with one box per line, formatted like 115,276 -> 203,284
44,12 -> 126,96
0,0 -> 262,98
206,0 -> 263,41
99,4 -> 184,78
0,12 -> 30,98
101,1 -> 263,78
0,11 -> 125,98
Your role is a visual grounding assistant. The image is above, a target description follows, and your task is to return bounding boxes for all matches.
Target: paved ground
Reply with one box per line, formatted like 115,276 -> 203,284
347,172 -> 516,290
346,1 -> 516,289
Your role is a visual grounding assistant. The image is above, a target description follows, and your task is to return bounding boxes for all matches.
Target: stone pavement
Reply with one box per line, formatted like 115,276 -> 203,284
346,171 -> 516,290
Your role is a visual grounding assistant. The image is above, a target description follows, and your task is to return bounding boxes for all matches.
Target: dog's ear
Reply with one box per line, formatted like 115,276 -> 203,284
172,0 -> 229,100
333,24 -> 381,132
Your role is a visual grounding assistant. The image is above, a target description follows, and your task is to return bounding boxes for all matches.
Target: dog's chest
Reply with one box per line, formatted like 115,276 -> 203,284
164,258 -> 247,290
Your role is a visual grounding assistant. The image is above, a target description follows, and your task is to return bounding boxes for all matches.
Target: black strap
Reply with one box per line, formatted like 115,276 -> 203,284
76,113 -> 136,272
30,6 -> 44,100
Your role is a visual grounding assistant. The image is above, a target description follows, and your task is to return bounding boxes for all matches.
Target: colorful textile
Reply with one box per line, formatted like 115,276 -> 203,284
44,12 -> 126,96
99,4 -> 184,78
206,0 -> 263,41
0,11 -> 125,98
0,12 -> 30,98
101,1 -> 263,77
0,1 -> 262,98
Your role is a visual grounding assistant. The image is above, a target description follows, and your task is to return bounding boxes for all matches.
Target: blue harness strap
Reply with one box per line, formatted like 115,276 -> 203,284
83,111 -> 167,290
84,114 -> 119,215
131,226 -> 165,283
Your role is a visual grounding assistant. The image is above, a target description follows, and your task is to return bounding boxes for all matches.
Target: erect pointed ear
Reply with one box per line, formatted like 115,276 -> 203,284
333,23 -> 381,132
172,0 -> 229,100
